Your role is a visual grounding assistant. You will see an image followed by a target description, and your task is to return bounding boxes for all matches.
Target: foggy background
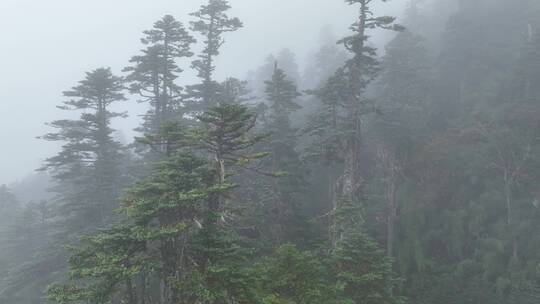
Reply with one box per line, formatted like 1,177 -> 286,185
0,0 -> 405,185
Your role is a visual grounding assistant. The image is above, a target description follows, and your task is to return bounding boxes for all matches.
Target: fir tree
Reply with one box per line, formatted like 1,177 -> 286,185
11,68 -> 128,303
42,67 -> 126,227
304,70 -> 350,244
337,0 -> 403,207
188,104 -> 269,304
123,151 -> 229,304
332,231 -> 403,304
46,125 -> 261,304
124,15 -> 195,133
247,49 -> 302,100
196,104 -> 268,186
274,49 -> 301,87
188,0 -> 243,111
305,0 -> 403,245
46,224 -> 149,304
256,244 -> 337,304
371,29 -> 432,257
260,64 -> 307,245
217,77 -> 252,105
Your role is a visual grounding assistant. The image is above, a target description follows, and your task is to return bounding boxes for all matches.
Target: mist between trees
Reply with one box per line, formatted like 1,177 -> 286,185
2,0 -> 540,303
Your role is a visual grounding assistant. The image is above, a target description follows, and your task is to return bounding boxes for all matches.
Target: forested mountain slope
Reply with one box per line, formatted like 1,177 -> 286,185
2,0 -> 540,303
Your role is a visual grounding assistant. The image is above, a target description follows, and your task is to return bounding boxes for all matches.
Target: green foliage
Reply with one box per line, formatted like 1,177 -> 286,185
41,67 -> 126,226
46,150 -> 228,303
124,15 -> 195,132
256,240 -> 403,304
46,225 -> 150,304
333,232 -> 403,304
7,68 -> 130,304
188,0 -> 243,110
250,65 -> 311,245
196,103 -> 269,168
257,245 -> 337,304
25,1 -> 538,304
45,99 -> 272,303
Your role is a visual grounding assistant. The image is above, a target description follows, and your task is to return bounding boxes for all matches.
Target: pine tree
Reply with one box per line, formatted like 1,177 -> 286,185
46,123 -> 262,304
247,49 -> 302,100
38,67 -> 126,292
371,29 -> 432,257
256,244 -> 337,304
217,77 -> 252,105
124,15 -> 195,133
256,237 -> 404,304
46,224 -> 148,304
188,0 -> 243,111
332,231 -> 403,304
196,104 -> 268,187
337,0 -> 403,207
45,148 -> 229,304
42,67 -> 126,227
122,151 -> 230,304
247,54 -> 277,98
260,64 -> 307,245
304,0 -> 402,245
191,103 -> 269,235
274,49 -> 301,87
186,104 -> 269,304
304,70 -> 350,243
5,68 -> 128,303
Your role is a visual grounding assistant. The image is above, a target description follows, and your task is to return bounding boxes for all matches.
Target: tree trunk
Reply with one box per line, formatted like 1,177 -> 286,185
341,112 -> 362,203
339,0 -> 368,205
377,145 -> 401,257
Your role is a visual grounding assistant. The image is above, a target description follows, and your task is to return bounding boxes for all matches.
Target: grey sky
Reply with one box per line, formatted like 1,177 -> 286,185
0,0 -> 406,185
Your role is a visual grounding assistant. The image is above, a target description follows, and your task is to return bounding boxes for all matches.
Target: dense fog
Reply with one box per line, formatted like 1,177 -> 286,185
3,0 -> 540,303
0,0 -> 405,184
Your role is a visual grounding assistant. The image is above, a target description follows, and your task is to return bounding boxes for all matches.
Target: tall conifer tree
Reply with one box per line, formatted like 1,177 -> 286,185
42,68 -> 126,226
125,15 -> 195,133
188,0 -> 243,111
261,64 -> 306,244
